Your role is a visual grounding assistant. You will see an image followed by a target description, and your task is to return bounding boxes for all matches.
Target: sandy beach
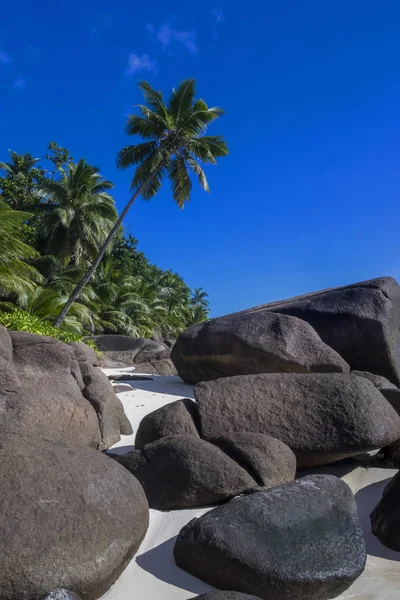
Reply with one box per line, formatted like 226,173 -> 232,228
101,371 -> 400,600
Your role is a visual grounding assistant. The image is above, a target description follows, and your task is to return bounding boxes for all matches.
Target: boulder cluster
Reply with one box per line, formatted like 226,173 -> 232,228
87,333 -> 177,375
2,276 -> 400,600
115,276 -> 400,600
0,327 -> 148,600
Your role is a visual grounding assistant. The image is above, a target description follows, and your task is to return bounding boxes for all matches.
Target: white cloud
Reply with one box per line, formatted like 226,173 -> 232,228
13,78 -> 28,89
153,23 -> 197,53
126,53 -> 157,75
0,50 -> 12,65
212,9 -> 224,23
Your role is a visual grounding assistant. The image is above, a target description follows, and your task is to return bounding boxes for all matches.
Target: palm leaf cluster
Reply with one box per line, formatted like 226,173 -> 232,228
0,78 -> 226,337
118,79 -> 228,207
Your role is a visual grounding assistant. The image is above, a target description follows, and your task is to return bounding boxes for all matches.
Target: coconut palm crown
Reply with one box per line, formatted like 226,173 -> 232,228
117,79 -> 228,207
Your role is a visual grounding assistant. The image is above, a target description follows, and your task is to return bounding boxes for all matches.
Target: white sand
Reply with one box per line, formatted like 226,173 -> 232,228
101,372 -> 400,600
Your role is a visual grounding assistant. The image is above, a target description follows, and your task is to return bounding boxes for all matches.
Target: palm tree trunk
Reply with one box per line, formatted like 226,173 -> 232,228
54,175 -> 154,328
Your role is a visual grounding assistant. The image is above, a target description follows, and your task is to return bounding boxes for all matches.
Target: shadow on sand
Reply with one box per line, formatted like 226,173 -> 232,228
106,445 -> 134,456
354,476 -> 400,562
295,456 -> 365,480
136,536 -> 212,595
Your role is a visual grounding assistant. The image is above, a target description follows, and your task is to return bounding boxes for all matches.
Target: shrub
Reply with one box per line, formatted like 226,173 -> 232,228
0,309 -> 82,343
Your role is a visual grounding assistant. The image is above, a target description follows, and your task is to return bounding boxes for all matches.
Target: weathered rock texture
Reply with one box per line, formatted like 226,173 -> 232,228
370,470 -> 400,551
195,373 -> 400,468
0,433 -> 149,600
260,276 -> 400,385
116,432 -> 296,509
174,475 -> 367,600
212,432 -> 296,488
116,436 -> 257,509
352,370 -> 400,412
171,310 -> 349,384
87,334 -> 177,374
0,327 -> 131,450
369,441 -> 400,468
42,591 -> 82,600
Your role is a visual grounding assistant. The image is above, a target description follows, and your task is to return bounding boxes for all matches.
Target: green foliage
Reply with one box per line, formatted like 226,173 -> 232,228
40,158 -> 118,265
0,199 -> 42,298
1,99 -> 215,339
44,141 -> 73,175
0,308 -> 81,343
0,150 -> 46,210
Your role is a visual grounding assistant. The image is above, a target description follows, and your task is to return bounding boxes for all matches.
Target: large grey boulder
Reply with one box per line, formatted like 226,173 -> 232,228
260,276 -> 400,385
87,334 -> 171,369
135,403 -> 297,488
370,470 -> 400,551
213,432 -> 296,487
174,475 -> 366,600
2,329 -> 100,448
172,311 -> 349,384
115,435 -> 258,509
195,373 -> 400,468
129,358 -> 178,376
0,327 -> 131,450
135,398 -> 200,449
117,431 -> 296,509
0,433 -> 149,600
352,370 -> 400,412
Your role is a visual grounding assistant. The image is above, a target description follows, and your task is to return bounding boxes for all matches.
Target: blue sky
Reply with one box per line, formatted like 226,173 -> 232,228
1,1 -> 400,316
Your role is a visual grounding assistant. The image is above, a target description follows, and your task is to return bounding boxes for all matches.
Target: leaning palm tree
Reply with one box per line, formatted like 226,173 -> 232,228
40,159 -> 118,266
54,78 -> 228,327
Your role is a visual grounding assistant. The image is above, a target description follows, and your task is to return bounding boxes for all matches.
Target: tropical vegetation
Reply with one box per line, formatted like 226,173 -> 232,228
0,79 -> 228,341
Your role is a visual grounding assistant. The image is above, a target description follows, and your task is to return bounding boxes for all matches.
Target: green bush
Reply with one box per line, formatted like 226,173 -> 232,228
0,309 -> 83,343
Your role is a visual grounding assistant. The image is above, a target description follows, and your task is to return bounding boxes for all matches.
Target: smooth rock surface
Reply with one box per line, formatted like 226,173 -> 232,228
262,276 -> 400,385
171,310 -> 349,384
352,370 -> 400,412
174,475 -> 367,600
212,432 -> 296,487
135,398 -> 200,449
195,373 -> 400,468
370,471 -> 400,551
0,432 -> 149,600
89,335 -> 172,370
116,435 -> 257,509
133,358 -> 178,376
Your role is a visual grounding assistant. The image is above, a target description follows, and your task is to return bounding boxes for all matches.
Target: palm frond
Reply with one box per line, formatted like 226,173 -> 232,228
169,156 -> 192,208
138,81 -> 169,118
185,156 -> 210,192
168,79 -> 196,126
117,141 -> 158,169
